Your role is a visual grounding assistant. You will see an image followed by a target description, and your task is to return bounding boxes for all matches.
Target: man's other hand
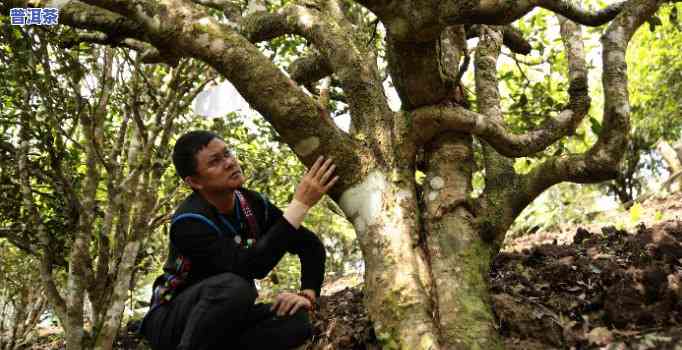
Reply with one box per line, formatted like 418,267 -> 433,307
270,292 -> 312,317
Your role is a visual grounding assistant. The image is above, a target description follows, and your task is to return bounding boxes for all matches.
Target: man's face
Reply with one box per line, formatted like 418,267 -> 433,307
186,138 -> 245,192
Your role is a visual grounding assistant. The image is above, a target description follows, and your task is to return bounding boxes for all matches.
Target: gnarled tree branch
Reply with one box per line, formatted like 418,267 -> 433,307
466,25 -> 531,55
74,0 -> 367,193
446,0 -> 626,27
191,0 -> 241,19
76,0 -> 163,33
359,0 -> 626,42
1,0 -> 180,64
59,31 -> 175,65
468,27 -> 524,247
239,9 -> 291,42
1,1 -> 142,40
411,101 -> 586,157
482,0 -> 665,245
538,0 -> 627,26
288,53 -> 333,86
412,14 -> 590,157
240,3 -> 390,134
523,0 -> 662,187
474,16 -> 589,244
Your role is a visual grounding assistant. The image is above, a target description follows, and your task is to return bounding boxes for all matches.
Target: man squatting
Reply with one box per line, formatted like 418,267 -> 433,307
140,130 -> 338,349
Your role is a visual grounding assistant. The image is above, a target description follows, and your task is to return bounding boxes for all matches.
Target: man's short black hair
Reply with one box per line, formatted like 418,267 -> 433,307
172,130 -> 222,179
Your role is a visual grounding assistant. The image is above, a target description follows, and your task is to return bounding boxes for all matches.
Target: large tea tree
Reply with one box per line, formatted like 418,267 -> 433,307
2,0 -> 677,348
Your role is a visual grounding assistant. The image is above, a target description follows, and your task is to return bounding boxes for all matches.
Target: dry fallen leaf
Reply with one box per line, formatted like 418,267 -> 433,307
587,327 -> 613,345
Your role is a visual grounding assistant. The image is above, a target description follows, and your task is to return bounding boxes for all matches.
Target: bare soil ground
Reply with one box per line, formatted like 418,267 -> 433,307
493,220 -> 682,349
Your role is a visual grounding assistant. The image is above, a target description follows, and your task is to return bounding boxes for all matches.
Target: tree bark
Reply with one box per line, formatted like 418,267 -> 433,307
422,132 -> 502,349
339,170 -> 440,349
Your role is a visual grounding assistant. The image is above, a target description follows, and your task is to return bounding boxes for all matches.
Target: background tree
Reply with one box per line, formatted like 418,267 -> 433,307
0,242 -> 49,350
608,4 -> 682,201
1,0 -> 680,348
0,25 -> 216,350
502,5 -> 682,235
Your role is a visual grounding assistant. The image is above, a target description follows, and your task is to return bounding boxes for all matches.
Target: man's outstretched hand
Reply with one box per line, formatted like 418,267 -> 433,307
293,156 -> 339,207
284,156 -> 339,228
270,292 -> 312,317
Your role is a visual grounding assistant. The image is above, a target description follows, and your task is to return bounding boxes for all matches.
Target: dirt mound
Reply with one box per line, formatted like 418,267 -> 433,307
302,287 -> 379,350
491,220 -> 682,349
300,219 -> 682,349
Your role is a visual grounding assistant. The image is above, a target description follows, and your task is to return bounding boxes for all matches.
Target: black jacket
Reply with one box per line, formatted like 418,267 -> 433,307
154,188 -> 326,303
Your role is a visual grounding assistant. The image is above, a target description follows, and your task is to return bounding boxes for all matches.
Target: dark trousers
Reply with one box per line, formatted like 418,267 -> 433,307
141,273 -> 312,350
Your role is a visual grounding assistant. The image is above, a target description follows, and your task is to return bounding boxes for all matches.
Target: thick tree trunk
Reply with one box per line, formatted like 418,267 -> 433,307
365,16 -> 502,349
339,164 -> 501,349
422,132 -> 502,349
340,170 -> 440,349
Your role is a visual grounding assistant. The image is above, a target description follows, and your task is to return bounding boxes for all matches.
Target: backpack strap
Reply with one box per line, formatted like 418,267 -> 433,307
235,190 -> 260,248
171,213 -> 223,237
258,193 -> 270,225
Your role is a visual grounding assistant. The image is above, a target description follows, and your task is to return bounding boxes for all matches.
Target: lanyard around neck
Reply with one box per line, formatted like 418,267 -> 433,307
217,190 -> 260,248
217,194 -> 241,236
